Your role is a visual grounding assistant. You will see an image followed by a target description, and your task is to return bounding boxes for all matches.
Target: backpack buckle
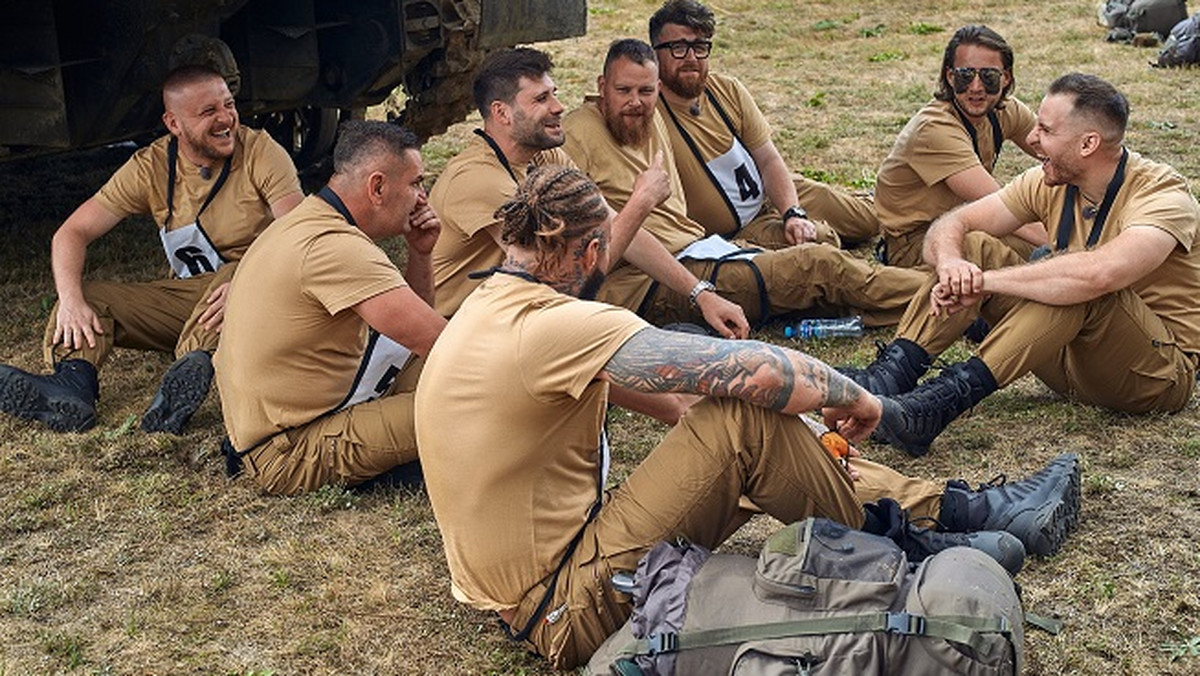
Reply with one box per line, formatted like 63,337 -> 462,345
885,611 -> 926,636
646,632 -> 679,655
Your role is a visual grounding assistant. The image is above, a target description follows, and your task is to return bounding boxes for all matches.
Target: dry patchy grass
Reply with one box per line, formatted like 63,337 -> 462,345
2,1 -> 1200,673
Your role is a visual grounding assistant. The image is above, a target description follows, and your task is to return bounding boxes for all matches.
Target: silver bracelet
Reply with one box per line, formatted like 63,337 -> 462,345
688,280 -> 716,308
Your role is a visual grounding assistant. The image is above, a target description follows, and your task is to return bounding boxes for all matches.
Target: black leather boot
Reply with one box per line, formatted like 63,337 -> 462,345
938,453 -> 1081,557
142,350 -> 213,435
0,358 -> 99,432
837,338 -> 930,396
862,498 -> 1025,576
873,356 -> 997,457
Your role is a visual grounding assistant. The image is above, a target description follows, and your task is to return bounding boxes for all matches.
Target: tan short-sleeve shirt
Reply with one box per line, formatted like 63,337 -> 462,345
658,73 -> 772,236
215,194 -> 407,450
564,101 -> 705,308
875,98 -> 1036,238
998,151 -> 1200,353
95,126 -> 299,263
429,134 -> 575,317
417,274 -> 648,610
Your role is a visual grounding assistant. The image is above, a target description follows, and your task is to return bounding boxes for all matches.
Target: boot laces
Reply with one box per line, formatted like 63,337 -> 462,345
897,375 -> 973,436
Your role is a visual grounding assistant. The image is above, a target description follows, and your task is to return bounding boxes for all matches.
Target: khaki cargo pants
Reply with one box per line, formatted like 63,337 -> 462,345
505,397 -> 944,670
898,232 -> 1196,412
638,242 -> 925,328
43,264 -> 237,368
882,226 -> 1039,270
240,357 -> 423,496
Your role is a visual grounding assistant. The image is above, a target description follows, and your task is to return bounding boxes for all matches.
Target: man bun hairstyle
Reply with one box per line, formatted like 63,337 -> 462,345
473,47 -> 554,118
935,24 -> 1016,106
496,165 -> 608,264
649,0 -> 716,44
332,120 -> 420,175
1047,72 -> 1129,144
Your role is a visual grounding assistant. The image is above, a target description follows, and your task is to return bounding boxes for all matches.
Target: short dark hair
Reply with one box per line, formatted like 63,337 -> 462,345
472,48 -> 554,118
649,0 -> 715,44
496,165 -> 608,266
162,65 -> 225,97
934,25 -> 1016,105
1047,73 -> 1129,144
604,38 -> 658,77
332,120 -> 420,175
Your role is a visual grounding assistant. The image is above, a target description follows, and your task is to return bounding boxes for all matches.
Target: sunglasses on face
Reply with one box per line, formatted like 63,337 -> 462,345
652,39 -> 713,59
950,67 -> 1004,94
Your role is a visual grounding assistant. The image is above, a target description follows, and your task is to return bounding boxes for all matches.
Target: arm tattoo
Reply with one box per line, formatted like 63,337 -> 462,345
606,329 -> 794,410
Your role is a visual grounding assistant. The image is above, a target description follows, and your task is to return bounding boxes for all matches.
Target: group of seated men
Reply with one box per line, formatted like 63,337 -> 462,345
2,0 -> 1198,670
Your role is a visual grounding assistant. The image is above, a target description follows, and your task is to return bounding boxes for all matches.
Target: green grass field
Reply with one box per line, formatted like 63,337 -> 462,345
2,1 -> 1200,673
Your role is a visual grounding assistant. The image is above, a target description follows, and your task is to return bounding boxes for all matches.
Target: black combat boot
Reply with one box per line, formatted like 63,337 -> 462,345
938,453 -> 1081,557
141,350 -> 213,435
872,356 -> 998,457
862,498 -> 1025,576
836,338 -> 930,396
0,359 -> 99,432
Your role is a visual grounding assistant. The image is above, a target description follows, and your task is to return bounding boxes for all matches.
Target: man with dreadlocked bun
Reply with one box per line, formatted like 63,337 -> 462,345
416,165 -> 1080,670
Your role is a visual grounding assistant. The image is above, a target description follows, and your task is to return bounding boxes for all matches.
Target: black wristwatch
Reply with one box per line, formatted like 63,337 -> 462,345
782,205 -> 808,222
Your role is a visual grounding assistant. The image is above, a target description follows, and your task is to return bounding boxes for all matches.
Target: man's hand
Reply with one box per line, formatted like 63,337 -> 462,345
783,216 -> 818,245
630,151 -> 671,211
405,204 -> 441,256
821,391 -> 881,444
54,297 -> 104,350
929,280 -> 981,316
695,290 -> 750,339
198,282 -> 230,333
931,257 -> 984,316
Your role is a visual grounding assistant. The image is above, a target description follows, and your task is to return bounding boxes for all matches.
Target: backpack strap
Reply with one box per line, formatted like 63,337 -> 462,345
621,611 -> 1012,658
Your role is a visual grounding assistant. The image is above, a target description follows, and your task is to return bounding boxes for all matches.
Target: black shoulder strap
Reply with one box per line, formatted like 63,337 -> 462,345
165,135 -> 232,227
952,103 -> 1004,167
1054,148 -> 1128,252
658,92 -> 743,231
474,128 -> 519,183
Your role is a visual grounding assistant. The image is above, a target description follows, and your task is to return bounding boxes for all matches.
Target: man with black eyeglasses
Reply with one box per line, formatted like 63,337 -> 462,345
650,0 -> 879,250
874,25 -> 1047,268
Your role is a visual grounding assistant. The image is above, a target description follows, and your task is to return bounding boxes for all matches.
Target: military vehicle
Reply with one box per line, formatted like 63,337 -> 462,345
0,0 -> 588,165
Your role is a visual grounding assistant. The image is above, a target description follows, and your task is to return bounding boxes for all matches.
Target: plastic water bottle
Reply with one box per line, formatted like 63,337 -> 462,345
783,316 -> 864,340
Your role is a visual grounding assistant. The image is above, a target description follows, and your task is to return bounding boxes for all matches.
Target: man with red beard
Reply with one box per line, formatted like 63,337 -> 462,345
430,47 -> 750,343
842,73 -> 1200,458
875,25 -> 1046,268
651,0 -> 878,249
564,39 -> 925,330
0,65 -> 301,435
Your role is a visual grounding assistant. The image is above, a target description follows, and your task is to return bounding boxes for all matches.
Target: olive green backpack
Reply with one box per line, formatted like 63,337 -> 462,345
586,518 -> 1024,675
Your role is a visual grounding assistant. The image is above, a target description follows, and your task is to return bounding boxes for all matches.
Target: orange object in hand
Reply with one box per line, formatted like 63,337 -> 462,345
820,429 -> 850,470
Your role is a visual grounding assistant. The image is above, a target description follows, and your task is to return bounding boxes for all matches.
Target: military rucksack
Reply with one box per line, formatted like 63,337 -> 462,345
1155,12 -> 1200,65
1100,0 -> 1189,40
586,518 -> 1024,675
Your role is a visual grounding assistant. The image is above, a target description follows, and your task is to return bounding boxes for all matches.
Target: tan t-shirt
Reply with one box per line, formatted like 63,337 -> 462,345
998,151 -> 1200,354
875,98 -> 1036,238
216,193 -> 408,450
95,126 -> 299,263
417,273 -> 648,610
429,134 -> 575,316
564,101 -> 705,309
658,72 -> 773,237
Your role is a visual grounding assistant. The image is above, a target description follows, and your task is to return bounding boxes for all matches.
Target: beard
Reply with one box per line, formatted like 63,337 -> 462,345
511,109 -> 564,151
662,68 -> 706,99
601,106 -> 653,147
578,267 -> 607,301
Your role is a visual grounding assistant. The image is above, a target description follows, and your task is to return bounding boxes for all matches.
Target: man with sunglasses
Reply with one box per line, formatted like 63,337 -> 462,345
650,0 -> 878,250
842,73 -> 1200,458
875,25 -> 1047,268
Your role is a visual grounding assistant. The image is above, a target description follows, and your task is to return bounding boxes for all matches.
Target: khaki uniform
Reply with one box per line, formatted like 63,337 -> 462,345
429,135 -> 574,317
45,127 -> 299,366
898,152 -> 1200,411
216,194 -> 421,495
416,274 -> 943,670
875,98 -> 1037,267
563,102 -> 923,327
659,73 -> 878,246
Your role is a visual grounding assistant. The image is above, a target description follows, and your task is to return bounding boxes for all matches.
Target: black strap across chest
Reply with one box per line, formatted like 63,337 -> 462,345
165,135 -> 232,227
659,89 -> 749,230
952,104 -> 1005,168
475,128 -> 520,183
1055,148 -> 1128,252
316,185 -> 357,225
